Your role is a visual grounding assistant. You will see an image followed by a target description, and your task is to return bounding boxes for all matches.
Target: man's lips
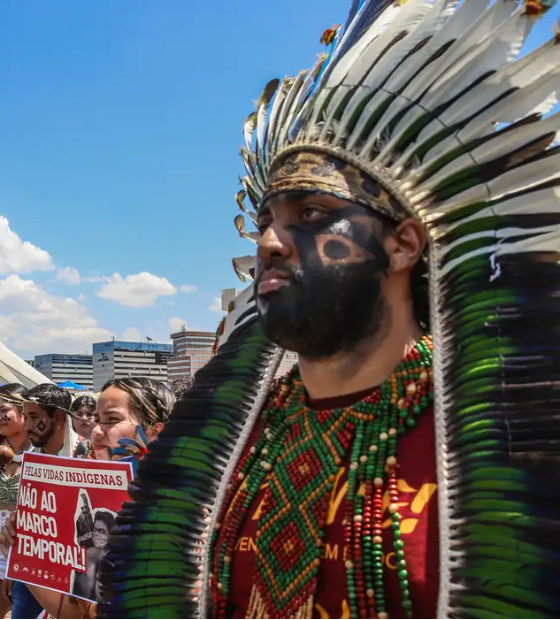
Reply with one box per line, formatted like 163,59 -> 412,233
257,270 -> 290,295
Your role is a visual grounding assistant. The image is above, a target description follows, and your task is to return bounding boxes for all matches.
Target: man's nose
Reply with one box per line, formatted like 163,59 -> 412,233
257,223 -> 293,264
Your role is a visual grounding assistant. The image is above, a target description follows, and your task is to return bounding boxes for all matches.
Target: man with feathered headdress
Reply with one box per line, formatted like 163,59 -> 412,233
100,0 -> 560,618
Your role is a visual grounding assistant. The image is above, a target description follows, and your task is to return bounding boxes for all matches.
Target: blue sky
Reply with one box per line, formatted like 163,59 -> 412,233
0,0 -> 559,358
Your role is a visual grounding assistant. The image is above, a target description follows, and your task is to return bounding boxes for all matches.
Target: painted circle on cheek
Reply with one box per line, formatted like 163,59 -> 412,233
323,239 -> 351,260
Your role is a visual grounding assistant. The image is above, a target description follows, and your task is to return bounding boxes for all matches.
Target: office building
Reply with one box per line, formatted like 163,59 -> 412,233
92,340 -> 173,392
221,288 -> 240,312
168,328 -> 216,381
276,351 -> 298,378
34,354 -> 94,390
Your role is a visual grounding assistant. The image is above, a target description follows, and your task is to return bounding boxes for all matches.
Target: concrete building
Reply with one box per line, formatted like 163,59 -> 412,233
92,340 -> 173,392
168,328 -> 216,382
34,354 -> 94,390
277,351 -> 298,378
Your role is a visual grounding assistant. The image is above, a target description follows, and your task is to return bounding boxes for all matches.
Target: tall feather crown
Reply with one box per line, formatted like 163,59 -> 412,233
235,0 -> 560,244
99,1 -> 560,617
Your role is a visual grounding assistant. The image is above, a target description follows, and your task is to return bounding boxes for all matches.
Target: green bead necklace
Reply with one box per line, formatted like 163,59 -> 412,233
210,335 -> 434,619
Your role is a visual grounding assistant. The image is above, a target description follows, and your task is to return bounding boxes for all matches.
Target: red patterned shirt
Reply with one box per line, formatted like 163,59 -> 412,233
218,389 -> 439,619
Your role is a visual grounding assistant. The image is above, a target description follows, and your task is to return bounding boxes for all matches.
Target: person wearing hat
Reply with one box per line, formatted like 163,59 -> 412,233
11,383 -> 77,619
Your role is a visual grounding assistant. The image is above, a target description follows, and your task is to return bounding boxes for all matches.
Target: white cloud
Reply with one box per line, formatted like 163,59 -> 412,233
168,317 -> 187,333
122,327 -> 142,342
83,275 -> 106,283
96,272 -> 177,307
209,297 -> 224,313
0,275 -> 112,355
180,284 -> 198,293
56,266 -> 81,285
77,293 -> 86,302
0,216 -> 54,274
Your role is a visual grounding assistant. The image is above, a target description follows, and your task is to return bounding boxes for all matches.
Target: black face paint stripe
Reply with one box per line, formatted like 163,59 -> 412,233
285,205 -> 391,271
323,239 -> 351,260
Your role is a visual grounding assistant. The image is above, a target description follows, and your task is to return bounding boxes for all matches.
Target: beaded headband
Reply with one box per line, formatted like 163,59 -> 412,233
261,149 -> 407,221
0,393 -> 26,408
23,395 -> 72,416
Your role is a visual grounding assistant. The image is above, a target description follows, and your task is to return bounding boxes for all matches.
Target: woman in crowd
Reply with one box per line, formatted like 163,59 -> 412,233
0,377 -> 175,619
0,384 -> 32,617
71,395 -> 97,459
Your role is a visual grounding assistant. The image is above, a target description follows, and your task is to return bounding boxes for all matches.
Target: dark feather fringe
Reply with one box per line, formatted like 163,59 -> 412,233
438,243 -> 560,618
97,318 -> 279,618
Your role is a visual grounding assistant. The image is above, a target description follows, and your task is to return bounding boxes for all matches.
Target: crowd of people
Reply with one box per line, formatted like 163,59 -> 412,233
0,0 -> 558,615
0,377 -> 177,618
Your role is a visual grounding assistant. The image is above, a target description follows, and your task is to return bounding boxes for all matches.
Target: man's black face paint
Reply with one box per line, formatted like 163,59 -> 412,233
256,203 -> 390,358
28,416 -> 55,448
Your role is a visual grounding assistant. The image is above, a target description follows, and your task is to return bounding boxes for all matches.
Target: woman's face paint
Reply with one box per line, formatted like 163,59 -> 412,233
91,387 -> 140,461
255,193 -> 392,358
0,403 -> 25,438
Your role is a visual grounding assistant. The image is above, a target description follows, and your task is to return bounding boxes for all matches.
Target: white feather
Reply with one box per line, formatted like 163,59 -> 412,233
271,71 -> 307,156
375,7 -> 531,167
394,0 -> 520,113
256,80 -> 279,167
394,38 -> 560,173
413,111 -> 560,191
333,0 -> 450,145
323,2 -> 403,90
494,228 -> 560,255
440,224 -> 559,257
346,88 -> 392,151
325,5 -> 399,90
414,59 -> 560,168
423,8 -> 530,106
243,113 -> 257,153
456,67 -> 560,141
265,78 -> 291,162
413,150 -> 560,211
310,3 -> 403,133
242,149 -> 266,192
442,186 -> 560,234
438,225 -> 560,278
382,0 -> 481,93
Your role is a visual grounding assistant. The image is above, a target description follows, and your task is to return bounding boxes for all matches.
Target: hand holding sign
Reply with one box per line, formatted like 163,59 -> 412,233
0,512 -> 16,559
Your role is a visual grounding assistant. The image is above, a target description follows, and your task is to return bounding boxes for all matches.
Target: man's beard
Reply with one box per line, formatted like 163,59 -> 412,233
256,259 -> 387,359
29,423 -> 55,448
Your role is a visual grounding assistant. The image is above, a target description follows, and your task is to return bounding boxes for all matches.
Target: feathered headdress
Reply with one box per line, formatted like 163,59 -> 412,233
99,1 -> 560,618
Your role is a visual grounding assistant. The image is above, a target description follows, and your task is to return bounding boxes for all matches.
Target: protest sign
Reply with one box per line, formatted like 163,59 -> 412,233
7,452 -> 133,603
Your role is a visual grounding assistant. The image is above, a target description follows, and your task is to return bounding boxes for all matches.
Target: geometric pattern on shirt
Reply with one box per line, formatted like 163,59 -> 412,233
253,401 -> 358,618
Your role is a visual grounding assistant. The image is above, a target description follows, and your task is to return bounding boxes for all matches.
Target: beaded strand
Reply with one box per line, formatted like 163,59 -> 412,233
210,336 -> 433,619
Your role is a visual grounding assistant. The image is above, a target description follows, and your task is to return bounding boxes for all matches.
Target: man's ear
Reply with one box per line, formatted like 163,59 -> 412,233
384,217 -> 426,273
54,409 -> 66,427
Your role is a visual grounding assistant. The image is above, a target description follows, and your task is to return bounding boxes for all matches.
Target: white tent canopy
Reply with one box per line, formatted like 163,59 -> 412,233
0,341 -> 51,387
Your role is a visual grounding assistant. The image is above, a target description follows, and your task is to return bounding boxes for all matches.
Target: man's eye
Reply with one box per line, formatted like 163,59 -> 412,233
257,220 -> 271,235
301,206 -> 325,222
